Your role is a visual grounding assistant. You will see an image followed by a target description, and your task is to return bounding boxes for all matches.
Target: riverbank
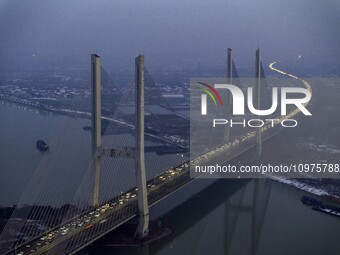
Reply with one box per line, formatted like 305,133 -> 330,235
269,175 -> 340,203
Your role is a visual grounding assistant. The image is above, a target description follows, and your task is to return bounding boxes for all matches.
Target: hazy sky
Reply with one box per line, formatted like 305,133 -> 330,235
0,0 -> 339,70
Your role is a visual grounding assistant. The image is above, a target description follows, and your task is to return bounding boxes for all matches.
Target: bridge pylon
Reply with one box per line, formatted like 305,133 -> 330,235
224,48 -> 233,144
91,54 -> 102,207
134,54 -> 150,238
255,49 -> 262,157
90,53 -> 149,237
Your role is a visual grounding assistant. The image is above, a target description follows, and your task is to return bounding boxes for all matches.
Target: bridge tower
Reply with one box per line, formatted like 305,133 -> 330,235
224,48 -> 233,144
91,54 -> 101,207
255,49 -> 262,157
135,54 -> 150,238
90,53 -> 149,237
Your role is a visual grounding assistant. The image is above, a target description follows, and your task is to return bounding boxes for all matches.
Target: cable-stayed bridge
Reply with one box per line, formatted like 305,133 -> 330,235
0,49 -> 312,255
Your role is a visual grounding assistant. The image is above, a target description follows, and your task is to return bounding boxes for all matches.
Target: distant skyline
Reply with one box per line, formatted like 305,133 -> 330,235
0,0 -> 339,71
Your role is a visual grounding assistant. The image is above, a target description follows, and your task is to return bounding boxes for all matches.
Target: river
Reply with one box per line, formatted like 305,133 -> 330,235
1,101 -> 340,255
80,178 -> 340,255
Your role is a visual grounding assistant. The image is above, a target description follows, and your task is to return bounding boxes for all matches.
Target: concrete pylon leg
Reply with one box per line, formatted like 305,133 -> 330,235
135,55 -> 149,238
91,54 -> 101,207
255,49 -> 262,157
224,48 -> 233,144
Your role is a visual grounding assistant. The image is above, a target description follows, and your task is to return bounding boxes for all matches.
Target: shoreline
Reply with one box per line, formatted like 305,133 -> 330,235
268,175 -> 339,199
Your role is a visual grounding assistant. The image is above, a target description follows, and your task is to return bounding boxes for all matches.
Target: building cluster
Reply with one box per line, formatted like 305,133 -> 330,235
0,85 -> 91,100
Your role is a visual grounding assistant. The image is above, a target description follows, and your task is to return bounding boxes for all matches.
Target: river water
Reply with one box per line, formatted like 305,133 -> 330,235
77,177 -> 340,255
0,101 -> 184,207
1,102 -> 340,255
